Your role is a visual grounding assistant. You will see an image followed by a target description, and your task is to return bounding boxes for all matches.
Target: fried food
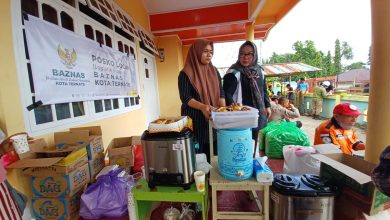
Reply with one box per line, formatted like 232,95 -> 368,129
214,104 -> 251,112
153,119 -> 167,124
152,119 -> 178,124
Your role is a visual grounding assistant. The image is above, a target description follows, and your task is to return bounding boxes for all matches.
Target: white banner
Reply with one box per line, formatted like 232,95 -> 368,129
24,15 -> 140,104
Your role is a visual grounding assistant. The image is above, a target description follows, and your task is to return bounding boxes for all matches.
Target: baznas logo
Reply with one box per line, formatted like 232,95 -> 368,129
57,45 -> 77,69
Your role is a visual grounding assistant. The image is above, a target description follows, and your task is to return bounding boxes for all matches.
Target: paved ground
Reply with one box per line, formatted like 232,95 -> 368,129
291,115 -> 367,144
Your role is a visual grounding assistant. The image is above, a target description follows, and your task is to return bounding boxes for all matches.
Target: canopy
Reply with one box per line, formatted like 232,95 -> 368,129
262,62 -> 322,77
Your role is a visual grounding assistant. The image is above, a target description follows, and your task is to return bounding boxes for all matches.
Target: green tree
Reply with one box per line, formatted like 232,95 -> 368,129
334,39 -> 342,75
292,40 -> 318,65
341,41 -> 354,60
346,62 -> 366,70
265,52 -> 294,64
323,51 -> 334,76
313,51 -> 324,77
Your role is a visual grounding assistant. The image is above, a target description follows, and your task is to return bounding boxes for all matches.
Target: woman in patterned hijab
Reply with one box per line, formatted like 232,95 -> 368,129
223,41 -> 271,155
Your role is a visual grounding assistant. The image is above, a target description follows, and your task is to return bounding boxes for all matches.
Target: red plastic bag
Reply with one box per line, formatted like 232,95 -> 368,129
132,144 -> 144,174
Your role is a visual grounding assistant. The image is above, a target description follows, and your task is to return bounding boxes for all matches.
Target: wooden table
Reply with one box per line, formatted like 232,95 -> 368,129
209,157 -> 271,220
132,178 -> 208,220
208,122 -> 271,219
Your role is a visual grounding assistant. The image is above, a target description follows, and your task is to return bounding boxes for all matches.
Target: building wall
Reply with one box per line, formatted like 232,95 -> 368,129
0,0 -> 25,136
115,0 -> 149,30
0,0 -> 162,206
0,0 -> 151,145
156,36 -> 183,117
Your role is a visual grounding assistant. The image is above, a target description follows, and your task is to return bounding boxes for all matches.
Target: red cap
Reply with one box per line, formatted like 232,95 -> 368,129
333,103 -> 365,117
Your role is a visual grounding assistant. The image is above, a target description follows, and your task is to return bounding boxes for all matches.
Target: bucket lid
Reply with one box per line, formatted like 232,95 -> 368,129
272,174 -> 336,196
273,174 -> 300,190
301,174 -> 327,190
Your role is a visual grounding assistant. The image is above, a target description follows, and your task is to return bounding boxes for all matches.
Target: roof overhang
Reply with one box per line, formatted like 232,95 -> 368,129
145,0 -> 300,45
263,62 -> 322,77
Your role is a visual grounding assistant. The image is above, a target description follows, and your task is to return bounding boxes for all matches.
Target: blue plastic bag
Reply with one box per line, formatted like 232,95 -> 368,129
79,168 -> 135,219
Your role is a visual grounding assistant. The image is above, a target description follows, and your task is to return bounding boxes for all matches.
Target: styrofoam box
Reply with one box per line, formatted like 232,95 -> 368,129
148,116 -> 188,133
211,106 -> 259,129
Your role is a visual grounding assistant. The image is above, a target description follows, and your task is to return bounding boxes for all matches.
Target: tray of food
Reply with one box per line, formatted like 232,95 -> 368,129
148,116 -> 188,133
211,104 -> 259,129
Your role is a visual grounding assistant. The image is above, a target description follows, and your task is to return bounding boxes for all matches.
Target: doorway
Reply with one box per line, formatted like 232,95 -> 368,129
140,51 -> 160,125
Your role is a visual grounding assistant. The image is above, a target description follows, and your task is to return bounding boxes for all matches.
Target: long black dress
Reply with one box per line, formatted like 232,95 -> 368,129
178,70 -> 224,161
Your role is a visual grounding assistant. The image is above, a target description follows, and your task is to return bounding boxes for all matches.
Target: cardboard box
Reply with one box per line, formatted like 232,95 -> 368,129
88,152 -> 105,182
31,163 -> 90,197
312,153 -> 390,216
107,136 -> 141,168
67,126 -> 104,160
7,138 -> 88,176
7,138 -> 90,197
32,189 -> 82,220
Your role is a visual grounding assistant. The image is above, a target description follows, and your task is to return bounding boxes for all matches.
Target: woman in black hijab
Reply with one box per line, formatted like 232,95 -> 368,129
223,41 -> 271,151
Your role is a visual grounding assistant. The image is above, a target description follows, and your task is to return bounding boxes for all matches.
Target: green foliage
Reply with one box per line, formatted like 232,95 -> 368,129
322,51 -> 334,76
341,41 -> 354,60
346,62 -> 366,70
334,39 -> 342,75
263,39 -> 364,80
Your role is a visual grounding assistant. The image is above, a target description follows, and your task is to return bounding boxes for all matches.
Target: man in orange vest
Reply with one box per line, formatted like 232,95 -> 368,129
314,102 -> 366,154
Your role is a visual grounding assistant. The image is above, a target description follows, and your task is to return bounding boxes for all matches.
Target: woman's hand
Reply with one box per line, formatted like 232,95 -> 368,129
201,104 -> 214,121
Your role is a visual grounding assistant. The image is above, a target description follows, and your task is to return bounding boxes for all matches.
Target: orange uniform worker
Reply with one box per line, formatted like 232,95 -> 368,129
314,103 -> 366,154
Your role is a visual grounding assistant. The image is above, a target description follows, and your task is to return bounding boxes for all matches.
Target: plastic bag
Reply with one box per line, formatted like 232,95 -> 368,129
179,203 -> 195,220
265,123 -> 310,159
282,145 -> 320,175
195,153 -> 212,174
79,167 -> 136,219
259,119 -> 296,151
132,144 -> 144,173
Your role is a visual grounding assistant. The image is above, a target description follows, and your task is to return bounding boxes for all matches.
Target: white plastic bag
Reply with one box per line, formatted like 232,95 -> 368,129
313,144 -> 342,154
282,145 -> 320,175
195,153 -> 212,174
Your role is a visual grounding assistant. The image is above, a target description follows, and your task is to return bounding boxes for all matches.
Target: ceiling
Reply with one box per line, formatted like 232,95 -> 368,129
143,0 -> 300,45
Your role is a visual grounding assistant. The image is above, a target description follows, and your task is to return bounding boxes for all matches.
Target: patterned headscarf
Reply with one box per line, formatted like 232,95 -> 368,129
182,39 -> 220,106
229,41 -> 264,111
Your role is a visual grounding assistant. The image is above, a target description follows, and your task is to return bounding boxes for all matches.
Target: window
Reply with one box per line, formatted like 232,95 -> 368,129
138,27 -> 158,55
144,58 -> 149,78
114,5 -> 139,40
85,0 -> 120,26
15,0 -> 141,135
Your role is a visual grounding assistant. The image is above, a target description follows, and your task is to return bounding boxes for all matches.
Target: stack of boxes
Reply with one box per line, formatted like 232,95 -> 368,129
8,126 -> 105,219
69,126 -> 105,182
8,137 -> 90,219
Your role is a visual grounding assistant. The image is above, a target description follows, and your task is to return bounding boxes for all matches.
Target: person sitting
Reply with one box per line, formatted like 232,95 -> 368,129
314,102 -> 366,155
270,95 -> 279,104
269,97 -> 301,127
